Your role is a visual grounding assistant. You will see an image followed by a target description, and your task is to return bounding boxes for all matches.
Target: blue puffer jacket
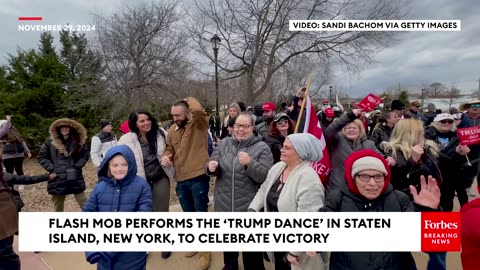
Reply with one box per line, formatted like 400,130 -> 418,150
83,145 -> 152,270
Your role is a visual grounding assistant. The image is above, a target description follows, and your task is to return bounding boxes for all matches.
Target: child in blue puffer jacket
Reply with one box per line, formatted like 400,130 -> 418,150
83,145 -> 152,270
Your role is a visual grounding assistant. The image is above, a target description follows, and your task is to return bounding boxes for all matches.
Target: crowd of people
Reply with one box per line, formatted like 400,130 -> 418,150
0,92 -> 479,270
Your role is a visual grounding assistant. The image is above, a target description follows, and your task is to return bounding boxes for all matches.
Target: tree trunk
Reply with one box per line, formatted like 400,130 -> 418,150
246,67 -> 255,105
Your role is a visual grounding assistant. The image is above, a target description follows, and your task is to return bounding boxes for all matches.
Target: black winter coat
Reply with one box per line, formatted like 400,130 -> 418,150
38,118 -> 89,196
371,124 -> 393,154
265,134 -> 286,164
387,146 -> 442,199
320,185 -> 434,270
424,126 -> 474,210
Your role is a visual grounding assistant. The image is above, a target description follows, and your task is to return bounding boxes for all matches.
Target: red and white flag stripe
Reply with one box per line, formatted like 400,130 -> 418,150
301,95 -> 332,185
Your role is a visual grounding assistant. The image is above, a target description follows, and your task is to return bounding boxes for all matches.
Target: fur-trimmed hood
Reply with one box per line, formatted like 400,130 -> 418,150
49,118 -> 87,156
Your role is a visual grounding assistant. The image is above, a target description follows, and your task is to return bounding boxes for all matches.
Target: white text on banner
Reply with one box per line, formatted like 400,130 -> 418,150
19,212 -> 421,252
289,20 -> 461,32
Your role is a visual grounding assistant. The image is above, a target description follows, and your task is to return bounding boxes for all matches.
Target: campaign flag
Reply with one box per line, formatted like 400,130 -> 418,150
357,93 -> 382,112
299,95 -> 332,184
457,126 -> 480,145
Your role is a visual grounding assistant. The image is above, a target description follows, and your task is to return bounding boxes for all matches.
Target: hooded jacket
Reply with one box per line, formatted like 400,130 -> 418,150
38,118 -> 90,196
208,134 -> 273,212
84,145 -> 152,270
461,198 -> 480,270
320,149 -> 435,270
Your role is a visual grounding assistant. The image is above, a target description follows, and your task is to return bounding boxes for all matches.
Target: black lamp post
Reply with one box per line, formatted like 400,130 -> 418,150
210,34 -> 221,117
329,85 -> 333,103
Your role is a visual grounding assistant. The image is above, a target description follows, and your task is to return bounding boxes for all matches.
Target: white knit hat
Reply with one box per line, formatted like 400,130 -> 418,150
351,156 -> 388,178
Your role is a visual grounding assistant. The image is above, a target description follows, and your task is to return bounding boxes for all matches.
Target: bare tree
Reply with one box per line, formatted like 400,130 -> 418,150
425,82 -> 448,97
95,1 -> 190,116
187,0 -> 408,104
270,54 -> 333,103
441,83 -> 461,109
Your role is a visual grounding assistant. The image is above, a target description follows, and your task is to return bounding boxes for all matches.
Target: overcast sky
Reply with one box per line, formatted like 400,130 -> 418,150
2,0 -> 479,98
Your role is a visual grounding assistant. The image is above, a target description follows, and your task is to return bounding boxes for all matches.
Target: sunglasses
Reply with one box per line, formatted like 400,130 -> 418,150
470,104 -> 480,108
276,119 -> 289,125
439,120 -> 454,124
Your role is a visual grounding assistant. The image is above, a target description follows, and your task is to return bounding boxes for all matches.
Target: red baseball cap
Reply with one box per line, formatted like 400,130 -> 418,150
262,102 -> 276,112
324,108 -> 335,117
323,99 -> 329,104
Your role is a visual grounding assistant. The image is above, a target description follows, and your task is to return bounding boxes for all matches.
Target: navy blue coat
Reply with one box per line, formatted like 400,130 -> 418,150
84,145 -> 152,270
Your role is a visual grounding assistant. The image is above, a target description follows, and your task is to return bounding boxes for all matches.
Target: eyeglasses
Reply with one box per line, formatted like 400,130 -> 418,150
276,119 -> 288,125
356,174 -> 385,182
234,123 -> 252,130
439,120 -> 454,124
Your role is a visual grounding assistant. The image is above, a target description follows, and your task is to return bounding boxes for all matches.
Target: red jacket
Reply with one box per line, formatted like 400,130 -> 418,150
461,196 -> 480,270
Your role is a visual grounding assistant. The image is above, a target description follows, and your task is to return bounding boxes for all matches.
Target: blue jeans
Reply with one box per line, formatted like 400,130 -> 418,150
175,174 -> 209,212
427,252 -> 446,270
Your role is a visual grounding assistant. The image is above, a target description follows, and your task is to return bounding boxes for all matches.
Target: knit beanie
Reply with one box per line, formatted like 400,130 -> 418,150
344,149 -> 391,196
351,156 -> 388,179
100,119 -> 112,129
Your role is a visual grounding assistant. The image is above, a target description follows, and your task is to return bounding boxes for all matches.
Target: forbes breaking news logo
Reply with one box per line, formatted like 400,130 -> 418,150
421,212 -> 461,252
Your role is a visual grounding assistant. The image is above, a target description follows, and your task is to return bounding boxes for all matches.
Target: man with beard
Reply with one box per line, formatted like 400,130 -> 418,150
255,102 -> 276,139
161,98 -> 211,270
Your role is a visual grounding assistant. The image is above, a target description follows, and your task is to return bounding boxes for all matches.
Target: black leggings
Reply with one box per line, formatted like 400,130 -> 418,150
440,180 -> 468,212
223,251 -> 265,270
0,236 -> 20,270
3,157 -> 24,175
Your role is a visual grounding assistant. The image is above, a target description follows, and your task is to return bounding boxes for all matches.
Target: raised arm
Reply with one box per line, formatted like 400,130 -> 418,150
186,97 -> 208,131
324,112 -> 358,142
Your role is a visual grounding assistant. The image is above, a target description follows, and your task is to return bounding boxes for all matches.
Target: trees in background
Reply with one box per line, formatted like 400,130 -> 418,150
0,0 -> 412,151
188,0 -> 408,104
95,1 -> 190,118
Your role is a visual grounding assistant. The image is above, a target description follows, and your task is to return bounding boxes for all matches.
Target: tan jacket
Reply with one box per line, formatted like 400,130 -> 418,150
164,98 -> 209,181
0,177 -> 18,240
